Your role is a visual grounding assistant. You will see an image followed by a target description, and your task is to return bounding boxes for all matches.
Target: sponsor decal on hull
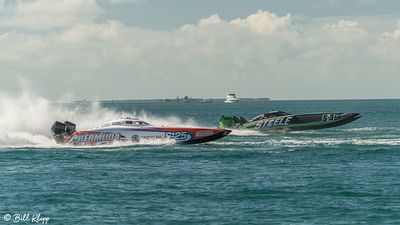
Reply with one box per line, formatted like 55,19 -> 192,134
195,130 -> 213,137
131,135 -> 140,142
70,132 -> 123,143
255,117 -> 293,129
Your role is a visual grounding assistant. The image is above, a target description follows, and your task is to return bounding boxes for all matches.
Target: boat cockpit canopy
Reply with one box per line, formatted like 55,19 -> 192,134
250,111 -> 290,122
101,118 -> 151,127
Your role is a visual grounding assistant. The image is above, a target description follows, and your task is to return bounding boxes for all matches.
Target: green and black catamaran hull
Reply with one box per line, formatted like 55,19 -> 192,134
220,111 -> 361,132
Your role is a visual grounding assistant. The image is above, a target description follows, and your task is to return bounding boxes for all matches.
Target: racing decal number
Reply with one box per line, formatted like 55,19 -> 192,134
322,114 -> 335,122
321,113 -> 342,122
164,132 -> 190,140
321,114 -> 345,122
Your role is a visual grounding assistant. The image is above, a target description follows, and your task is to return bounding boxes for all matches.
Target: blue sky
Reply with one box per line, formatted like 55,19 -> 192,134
1,0 -> 400,100
97,0 -> 400,29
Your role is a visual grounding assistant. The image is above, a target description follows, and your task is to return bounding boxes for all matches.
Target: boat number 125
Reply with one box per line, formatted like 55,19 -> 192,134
165,132 -> 189,140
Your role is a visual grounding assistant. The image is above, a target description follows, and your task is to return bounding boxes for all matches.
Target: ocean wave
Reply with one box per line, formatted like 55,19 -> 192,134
337,127 -> 400,132
230,129 -> 266,136
214,137 -> 400,148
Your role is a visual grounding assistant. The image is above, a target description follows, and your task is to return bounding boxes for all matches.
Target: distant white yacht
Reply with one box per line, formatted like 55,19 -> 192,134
224,94 -> 239,103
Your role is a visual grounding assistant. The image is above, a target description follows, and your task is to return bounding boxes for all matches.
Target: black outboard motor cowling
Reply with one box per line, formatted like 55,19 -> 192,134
65,121 -> 76,135
51,121 -> 76,144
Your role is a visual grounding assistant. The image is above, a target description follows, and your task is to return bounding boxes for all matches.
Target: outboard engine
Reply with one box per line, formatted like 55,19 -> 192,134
51,121 -> 76,144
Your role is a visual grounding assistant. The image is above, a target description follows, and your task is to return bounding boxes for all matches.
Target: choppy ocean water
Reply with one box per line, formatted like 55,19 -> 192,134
1,99 -> 400,224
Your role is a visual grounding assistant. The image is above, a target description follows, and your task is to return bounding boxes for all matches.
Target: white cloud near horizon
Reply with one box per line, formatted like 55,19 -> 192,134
0,0 -> 399,100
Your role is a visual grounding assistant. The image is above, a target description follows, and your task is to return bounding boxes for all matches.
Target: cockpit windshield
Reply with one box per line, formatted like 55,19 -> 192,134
249,111 -> 290,122
265,111 -> 290,117
100,118 -> 151,127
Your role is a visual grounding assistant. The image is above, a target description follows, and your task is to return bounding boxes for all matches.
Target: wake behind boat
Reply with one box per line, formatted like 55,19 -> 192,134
220,110 -> 361,132
51,117 -> 231,145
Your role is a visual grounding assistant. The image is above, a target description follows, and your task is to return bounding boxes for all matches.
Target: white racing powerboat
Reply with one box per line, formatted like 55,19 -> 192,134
51,117 -> 231,145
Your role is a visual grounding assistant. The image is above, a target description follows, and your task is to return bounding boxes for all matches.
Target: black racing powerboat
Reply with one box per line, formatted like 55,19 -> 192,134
220,110 -> 361,132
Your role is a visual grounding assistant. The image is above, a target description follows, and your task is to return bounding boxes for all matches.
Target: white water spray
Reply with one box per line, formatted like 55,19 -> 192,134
0,90 -> 198,148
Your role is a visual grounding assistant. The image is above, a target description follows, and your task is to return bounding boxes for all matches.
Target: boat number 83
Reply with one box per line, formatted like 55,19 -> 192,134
321,114 -> 342,122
